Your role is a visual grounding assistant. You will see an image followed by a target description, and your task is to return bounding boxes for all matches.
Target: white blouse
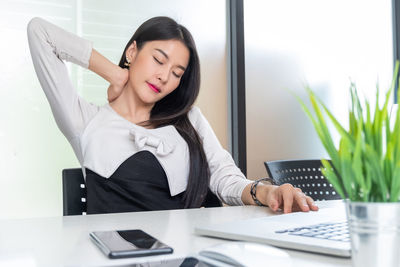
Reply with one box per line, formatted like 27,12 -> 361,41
27,17 -> 253,206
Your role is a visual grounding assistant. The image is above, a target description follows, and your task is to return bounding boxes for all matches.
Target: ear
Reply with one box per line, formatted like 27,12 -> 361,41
125,41 -> 138,62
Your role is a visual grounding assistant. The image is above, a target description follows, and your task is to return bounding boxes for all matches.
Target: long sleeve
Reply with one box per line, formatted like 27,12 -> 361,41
27,17 -> 99,143
189,107 -> 253,206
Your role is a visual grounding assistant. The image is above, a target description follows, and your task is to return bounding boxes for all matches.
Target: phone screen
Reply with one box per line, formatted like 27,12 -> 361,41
90,229 -> 174,258
116,230 -> 169,249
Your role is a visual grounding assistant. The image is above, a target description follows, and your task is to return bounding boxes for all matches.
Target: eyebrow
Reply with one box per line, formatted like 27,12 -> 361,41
155,48 -> 186,71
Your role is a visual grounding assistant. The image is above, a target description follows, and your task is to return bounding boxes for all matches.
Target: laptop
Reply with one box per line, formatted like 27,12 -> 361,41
194,201 -> 351,257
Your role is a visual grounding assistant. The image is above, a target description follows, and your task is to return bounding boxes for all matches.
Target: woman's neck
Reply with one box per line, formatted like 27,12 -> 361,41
109,85 -> 154,125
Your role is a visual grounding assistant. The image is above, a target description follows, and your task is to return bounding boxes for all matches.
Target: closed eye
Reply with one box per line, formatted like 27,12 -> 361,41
173,72 -> 182,78
153,56 -> 162,65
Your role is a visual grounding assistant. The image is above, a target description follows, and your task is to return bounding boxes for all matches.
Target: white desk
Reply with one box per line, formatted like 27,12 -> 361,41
0,200 -> 351,267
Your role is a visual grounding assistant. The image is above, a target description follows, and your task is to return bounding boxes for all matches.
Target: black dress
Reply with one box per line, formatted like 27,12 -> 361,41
85,151 -> 185,214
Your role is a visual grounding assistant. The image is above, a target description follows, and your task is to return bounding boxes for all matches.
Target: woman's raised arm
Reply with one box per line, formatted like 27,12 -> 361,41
27,17 -> 98,141
88,49 -> 128,103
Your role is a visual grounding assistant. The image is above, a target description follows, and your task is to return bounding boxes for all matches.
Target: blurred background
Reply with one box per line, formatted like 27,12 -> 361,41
244,0 -> 393,180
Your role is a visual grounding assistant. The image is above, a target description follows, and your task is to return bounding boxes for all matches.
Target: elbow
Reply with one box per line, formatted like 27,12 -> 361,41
27,17 -> 44,40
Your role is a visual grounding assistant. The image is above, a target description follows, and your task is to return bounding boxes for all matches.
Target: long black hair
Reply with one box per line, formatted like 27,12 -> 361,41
118,16 -> 210,208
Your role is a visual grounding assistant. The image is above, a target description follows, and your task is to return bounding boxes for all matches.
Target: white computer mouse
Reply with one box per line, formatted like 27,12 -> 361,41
198,241 -> 292,267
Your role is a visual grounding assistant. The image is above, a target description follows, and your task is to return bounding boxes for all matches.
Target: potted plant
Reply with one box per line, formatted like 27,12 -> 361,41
296,62 -> 400,267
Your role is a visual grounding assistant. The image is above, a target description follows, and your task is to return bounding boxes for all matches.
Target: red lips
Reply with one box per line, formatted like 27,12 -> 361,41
147,82 -> 161,93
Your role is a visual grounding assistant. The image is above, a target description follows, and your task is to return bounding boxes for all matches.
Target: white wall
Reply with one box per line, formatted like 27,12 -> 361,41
0,0 -> 228,219
244,0 -> 393,180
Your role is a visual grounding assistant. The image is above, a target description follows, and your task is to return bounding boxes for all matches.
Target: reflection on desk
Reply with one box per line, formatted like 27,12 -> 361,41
0,201 -> 350,267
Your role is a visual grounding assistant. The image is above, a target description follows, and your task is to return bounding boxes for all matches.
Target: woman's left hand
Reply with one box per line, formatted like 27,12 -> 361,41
107,67 -> 129,103
263,184 -> 319,213
244,183 -> 319,213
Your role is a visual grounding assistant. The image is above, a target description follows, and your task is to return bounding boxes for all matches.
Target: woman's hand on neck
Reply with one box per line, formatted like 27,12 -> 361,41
107,68 -> 129,102
87,48 -> 155,126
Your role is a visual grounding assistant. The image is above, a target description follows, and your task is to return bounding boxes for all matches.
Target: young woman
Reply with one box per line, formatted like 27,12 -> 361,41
27,17 -> 318,214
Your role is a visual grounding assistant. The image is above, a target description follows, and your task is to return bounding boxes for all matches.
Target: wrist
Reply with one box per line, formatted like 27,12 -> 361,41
114,66 -> 129,88
89,49 -> 120,83
250,178 -> 275,206
110,66 -> 122,84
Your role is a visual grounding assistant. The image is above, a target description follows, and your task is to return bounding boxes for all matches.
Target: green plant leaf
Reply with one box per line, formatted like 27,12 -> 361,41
365,144 -> 388,201
305,87 -> 341,168
390,162 -> 400,201
352,118 -> 367,201
321,159 -> 346,199
314,94 -> 356,151
339,138 -> 357,200
364,101 -> 373,146
295,61 -> 400,202
293,89 -> 340,171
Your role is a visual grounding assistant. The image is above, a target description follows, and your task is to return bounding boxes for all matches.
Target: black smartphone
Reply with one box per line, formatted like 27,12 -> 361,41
113,257 -> 207,267
89,229 -> 173,259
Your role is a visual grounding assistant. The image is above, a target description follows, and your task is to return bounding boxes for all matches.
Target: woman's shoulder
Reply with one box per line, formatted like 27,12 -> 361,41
188,105 -> 203,119
188,106 -> 204,125
189,105 -> 201,113
188,106 -> 214,134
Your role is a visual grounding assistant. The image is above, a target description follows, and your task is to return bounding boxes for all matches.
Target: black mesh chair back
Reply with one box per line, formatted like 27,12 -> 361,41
264,160 -> 341,201
62,168 -> 221,215
62,168 -> 87,216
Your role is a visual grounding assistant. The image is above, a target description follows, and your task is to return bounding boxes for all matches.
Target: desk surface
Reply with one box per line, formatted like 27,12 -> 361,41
0,200 -> 351,267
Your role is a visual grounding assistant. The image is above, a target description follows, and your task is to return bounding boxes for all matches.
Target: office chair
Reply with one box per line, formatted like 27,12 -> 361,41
264,159 -> 341,201
62,168 -> 222,216
62,168 -> 87,216
202,190 -> 222,208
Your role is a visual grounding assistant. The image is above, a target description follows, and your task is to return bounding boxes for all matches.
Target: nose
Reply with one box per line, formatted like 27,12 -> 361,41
156,67 -> 169,83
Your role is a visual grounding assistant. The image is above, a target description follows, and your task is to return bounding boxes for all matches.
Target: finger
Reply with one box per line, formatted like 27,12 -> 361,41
289,188 -> 303,212
269,197 -> 281,212
107,85 -> 113,102
268,199 -> 279,212
293,191 -> 310,212
280,184 -> 294,214
306,196 -> 319,211
265,186 -> 280,212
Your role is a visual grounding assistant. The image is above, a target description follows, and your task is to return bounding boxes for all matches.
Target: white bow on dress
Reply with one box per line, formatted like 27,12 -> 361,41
129,129 -> 175,156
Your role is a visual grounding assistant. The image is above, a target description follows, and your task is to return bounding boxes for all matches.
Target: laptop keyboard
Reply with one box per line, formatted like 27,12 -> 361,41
275,221 -> 349,242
